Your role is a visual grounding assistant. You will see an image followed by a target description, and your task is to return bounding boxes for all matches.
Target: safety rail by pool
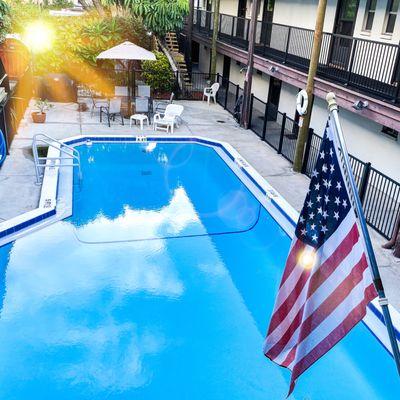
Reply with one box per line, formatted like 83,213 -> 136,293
32,133 -> 83,184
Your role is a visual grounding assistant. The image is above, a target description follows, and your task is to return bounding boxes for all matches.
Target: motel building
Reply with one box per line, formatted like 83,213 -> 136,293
182,0 -> 400,182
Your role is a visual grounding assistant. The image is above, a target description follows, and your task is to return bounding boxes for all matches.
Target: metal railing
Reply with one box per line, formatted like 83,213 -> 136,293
213,73 -> 400,240
32,134 -> 82,184
193,9 -> 400,103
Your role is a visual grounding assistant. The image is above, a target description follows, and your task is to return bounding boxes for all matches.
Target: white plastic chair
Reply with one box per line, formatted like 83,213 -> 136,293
202,82 -> 220,105
153,104 -> 184,134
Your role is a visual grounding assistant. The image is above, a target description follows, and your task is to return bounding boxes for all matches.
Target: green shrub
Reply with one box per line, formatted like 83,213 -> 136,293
142,51 -> 174,93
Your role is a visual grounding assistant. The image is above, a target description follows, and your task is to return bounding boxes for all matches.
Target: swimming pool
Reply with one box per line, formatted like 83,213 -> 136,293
0,138 -> 399,399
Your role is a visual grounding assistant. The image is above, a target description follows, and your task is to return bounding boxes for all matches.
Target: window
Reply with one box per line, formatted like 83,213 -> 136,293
363,0 -> 377,31
384,0 -> 399,34
382,126 -> 399,140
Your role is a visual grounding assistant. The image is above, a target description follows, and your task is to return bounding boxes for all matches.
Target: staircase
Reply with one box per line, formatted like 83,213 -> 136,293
165,32 -> 192,89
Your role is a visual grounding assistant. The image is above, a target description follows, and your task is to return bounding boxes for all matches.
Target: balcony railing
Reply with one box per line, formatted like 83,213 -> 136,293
193,9 -> 400,104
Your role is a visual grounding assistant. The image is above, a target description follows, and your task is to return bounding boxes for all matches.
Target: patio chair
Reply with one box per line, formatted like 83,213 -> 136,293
202,82 -> 220,105
100,98 -> 124,127
134,97 -> 152,120
154,92 -> 175,116
153,104 -> 184,134
90,91 -> 108,117
138,85 -> 151,98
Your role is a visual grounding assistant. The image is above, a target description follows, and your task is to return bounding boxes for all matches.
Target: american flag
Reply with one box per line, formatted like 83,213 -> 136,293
264,120 -> 377,395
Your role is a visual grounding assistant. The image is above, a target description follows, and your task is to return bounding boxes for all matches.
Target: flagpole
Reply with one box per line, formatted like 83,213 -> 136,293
326,92 -> 400,375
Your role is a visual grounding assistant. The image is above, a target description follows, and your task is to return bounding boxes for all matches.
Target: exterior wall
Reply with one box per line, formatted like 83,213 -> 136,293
217,0 -> 400,44
354,0 -> 400,44
198,43 -> 211,74
270,0 -> 337,31
193,13 -> 400,181
278,82 -> 400,181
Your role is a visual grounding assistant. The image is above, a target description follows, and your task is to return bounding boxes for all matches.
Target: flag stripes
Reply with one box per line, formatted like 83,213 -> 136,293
264,121 -> 377,395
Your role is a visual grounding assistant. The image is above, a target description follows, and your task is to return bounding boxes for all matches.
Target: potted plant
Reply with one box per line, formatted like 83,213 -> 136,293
32,99 -> 53,123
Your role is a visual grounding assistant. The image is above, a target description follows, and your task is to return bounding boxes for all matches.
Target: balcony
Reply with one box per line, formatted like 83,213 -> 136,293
192,9 -> 400,105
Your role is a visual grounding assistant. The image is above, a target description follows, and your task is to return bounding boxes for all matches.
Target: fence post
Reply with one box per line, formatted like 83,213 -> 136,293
235,84 -> 239,103
359,162 -> 372,204
216,72 -> 220,102
230,15 -> 235,44
301,127 -> 314,174
248,94 -> 254,129
262,102 -> 269,140
224,81 -> 229,109
277,112 -> 286,153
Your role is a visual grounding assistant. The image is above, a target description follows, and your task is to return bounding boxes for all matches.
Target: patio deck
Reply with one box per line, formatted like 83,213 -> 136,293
0,99 -> 399,309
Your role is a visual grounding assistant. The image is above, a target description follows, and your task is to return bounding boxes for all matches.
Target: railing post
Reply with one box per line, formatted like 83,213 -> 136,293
277,112 -> 286,153
283,26 -> 291,64
394,47 -> 400,103
235,84 -> 239,103
359,162 -> 372,204
224,81 -> 229,109
230,15 -> 235,44
262,102 -> 269,141
301,127 -> 314,174
345,38 -> 357,86
245,19 -> 250,47
216,72 -> 220,102
248,94 -> 254,129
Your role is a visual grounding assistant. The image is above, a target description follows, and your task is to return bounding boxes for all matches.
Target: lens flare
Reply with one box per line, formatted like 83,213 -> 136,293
24,21 -> 54,53
299,249 -> 317,270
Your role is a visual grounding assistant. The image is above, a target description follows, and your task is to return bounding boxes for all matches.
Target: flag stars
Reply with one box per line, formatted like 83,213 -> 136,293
317,207 -> 323,215
316,194 -> 322,203
311,169 -> 319,178
312,234 -> 318,242
323,179 -> 332,189
324,195 -> 330,204
307,199 -> 313,208
314,183 -> 320,191
299,215 -> 305,223
322,164 -> 328,173
310,223 -> 316,230
334,197 -> 340,206
336,181 -> 342,191
309,212 -> 315,220
329,148 -> 334,157
321,225 -> 328,234
333,211 -> 340,220
342,199 -> 348,208
330,164 -> 335,173
322,210 -> 329,219
320,150 -> 325,159
301,228 -> 307,236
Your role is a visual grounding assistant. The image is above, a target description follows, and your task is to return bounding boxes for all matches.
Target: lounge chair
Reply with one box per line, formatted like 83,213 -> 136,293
153,104 -> 184,134
154,92 -> 175,116
134,97 -> 152,121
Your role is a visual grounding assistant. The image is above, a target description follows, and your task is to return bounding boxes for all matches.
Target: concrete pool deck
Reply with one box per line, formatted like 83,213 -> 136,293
1,99 -> 399,310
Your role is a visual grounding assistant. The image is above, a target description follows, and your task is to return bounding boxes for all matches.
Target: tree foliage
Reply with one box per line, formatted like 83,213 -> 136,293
142,51 -> 174,92
126,0 -> 189,36
0,0 -> 11,42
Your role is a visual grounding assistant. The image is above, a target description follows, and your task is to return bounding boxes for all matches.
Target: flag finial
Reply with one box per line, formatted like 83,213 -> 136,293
326,92 -> 338,112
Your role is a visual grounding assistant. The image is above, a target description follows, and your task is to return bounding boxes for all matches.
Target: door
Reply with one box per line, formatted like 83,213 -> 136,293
191,41 -> 200,67
236,0 -> 247,39
260,0 -> 275,46
222,56 -> 231,86
330,0 -> 359,67
267,77 -> 281,121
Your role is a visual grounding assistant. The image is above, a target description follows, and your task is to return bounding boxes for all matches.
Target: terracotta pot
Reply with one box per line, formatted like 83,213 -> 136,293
32,112 -> 46,123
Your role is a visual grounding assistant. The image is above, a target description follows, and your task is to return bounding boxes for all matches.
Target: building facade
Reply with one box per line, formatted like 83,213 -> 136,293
185,0 -> 400,181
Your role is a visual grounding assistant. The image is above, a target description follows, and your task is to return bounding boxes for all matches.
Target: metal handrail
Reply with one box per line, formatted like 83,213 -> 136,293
32,134 -> 82,184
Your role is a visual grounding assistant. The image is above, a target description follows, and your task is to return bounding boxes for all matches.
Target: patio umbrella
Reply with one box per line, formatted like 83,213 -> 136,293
96,41 -> 156,62
96,41 -> 156,115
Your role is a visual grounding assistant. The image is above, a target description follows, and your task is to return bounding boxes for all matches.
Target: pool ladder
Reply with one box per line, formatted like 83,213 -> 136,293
32,134 -> 82,185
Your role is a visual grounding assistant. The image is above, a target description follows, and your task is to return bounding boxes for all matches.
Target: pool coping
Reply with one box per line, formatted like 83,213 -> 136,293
0,134 -> 399,358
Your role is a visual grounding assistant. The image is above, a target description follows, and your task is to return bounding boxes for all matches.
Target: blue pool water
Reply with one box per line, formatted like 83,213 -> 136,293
0,142 -> 399,399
